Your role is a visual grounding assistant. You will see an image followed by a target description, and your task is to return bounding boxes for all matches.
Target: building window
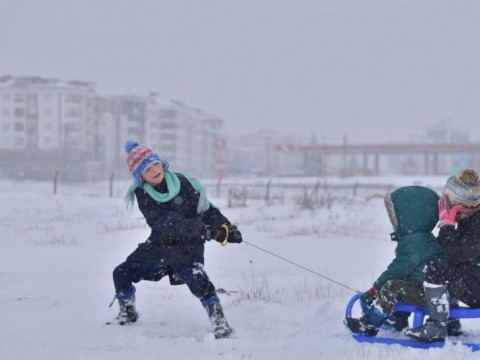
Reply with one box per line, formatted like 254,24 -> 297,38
2,108 -> 9,116
14,137 -> 24,146
160,122 -> 176,130
14,122 -> 24,131
160,109 -> 176,118
14,108 -> 25,117
65,107 -> 78,117
160,133 -> 174,140
64,122 -> 78,131
162,144 -> 175,151
14,94 -> 25,103
2,94 -> 10,102
65,94 -> 78,103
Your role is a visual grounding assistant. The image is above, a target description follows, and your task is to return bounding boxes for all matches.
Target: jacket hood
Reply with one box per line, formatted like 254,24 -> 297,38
386,186 -> 439,240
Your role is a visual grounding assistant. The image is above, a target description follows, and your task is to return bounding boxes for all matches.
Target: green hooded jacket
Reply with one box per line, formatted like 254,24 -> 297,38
373,185 -> 445,290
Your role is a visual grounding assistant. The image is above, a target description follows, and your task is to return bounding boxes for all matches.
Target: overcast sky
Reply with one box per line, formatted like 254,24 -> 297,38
1,0 -> 479,144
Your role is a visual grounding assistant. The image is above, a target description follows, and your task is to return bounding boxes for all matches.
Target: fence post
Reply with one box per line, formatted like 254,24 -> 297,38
228,188 -> 233,208
216,177 -> 222,198
109,173 -> 115,198
53,170 -> 60,195
313,181 -> 320,204
265,179 -> 272,202
353,182 -> 359,197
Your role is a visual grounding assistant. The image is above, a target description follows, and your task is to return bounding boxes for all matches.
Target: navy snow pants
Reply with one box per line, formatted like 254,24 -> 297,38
113,240 -> 217,303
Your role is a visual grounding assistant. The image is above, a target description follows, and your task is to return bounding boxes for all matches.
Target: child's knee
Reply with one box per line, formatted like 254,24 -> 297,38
113,264 -> 124,279
113,263 -> 134,283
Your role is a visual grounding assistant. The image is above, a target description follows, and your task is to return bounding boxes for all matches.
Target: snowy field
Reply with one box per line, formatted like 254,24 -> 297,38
2,175 -> 480,360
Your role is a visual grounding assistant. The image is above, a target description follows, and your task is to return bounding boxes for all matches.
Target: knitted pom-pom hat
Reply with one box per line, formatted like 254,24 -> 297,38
125,140 -> 169,186
444,169 -> 480,210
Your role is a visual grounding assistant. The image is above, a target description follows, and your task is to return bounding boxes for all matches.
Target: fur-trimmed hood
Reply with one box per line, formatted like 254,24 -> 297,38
385,186 -> 439,241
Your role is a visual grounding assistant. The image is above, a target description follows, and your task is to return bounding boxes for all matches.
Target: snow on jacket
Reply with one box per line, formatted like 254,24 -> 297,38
373,186 -> 445,291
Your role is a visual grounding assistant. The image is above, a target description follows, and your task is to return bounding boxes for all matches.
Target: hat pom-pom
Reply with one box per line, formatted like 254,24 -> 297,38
125,140 -> 139,154
459,169 -> 479,186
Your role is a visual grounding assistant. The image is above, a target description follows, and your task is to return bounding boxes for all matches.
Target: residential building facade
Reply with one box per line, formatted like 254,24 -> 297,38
0,75 -> 226,181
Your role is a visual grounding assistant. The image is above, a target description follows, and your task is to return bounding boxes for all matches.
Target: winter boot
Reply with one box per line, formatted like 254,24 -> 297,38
447,300 -> 463,336
117,294 -> 138,325
404,283 -> 449,342
383,311 -> 410,332
447,319 -> 463,337
204,300 -> 232,339
344,306 -> 389,337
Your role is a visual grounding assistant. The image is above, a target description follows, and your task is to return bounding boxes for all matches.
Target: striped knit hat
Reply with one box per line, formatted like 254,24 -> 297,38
444,169 -> 480,212
125,140 -> 169,186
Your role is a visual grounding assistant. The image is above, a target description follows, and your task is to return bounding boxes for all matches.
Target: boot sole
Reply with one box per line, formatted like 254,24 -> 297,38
404,332 -> 445,343
214,327 -> 233,339
448,331 -> 463,337
343,318 -> 379,337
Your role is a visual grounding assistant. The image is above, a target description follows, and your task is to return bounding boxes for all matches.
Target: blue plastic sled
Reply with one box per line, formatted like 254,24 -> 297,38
345,293 -> 480,351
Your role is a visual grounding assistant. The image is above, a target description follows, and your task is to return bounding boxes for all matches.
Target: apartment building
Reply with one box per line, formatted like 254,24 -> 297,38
101,94 -> 226,180
0,75 -> 104,179
0,75 -> 226,181
152,99 -> 224,179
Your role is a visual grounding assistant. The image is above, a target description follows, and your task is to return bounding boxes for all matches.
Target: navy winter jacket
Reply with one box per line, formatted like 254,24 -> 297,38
438,212 -> 480,280
133,175 -> 229,265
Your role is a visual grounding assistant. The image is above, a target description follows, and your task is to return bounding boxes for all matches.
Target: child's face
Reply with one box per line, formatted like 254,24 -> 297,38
141,163 -> 164,186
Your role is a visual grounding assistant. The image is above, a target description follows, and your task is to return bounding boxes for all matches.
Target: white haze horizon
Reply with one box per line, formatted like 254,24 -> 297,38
1,0 -> 480,144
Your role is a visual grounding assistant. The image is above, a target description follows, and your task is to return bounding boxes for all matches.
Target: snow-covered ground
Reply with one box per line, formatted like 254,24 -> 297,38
1,176 -> 480,360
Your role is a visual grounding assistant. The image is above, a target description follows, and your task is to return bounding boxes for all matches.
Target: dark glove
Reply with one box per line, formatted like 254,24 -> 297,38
202,224 -> 228,243
212,224 -> 229,244
360,287 -> 377,306
206,223 -> 244,245
227,224 -> 243,243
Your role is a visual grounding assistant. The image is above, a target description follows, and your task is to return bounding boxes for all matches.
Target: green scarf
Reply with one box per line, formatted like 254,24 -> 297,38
125,170 -> 211,214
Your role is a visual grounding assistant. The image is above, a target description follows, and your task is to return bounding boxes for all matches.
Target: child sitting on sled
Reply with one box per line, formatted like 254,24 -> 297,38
344,185 -> 461,337
405,169 -> 480,342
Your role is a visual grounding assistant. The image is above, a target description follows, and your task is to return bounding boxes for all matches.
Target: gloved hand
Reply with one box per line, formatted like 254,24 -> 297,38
227,224 -> 243,243
202,224 -> 228,243
438,194 -> 463,228
208,223 -> 243,245
212,224 -> 229,244
360,287 -> 377,306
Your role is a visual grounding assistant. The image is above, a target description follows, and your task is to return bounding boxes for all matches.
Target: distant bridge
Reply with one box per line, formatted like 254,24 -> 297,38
297,142 -> 480,175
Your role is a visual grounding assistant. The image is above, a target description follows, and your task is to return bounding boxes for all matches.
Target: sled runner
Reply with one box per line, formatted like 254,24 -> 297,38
345,293 -> 480,351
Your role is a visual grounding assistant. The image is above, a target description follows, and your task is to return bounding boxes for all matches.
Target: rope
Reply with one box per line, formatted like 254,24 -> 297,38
243,240 -> 361,293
